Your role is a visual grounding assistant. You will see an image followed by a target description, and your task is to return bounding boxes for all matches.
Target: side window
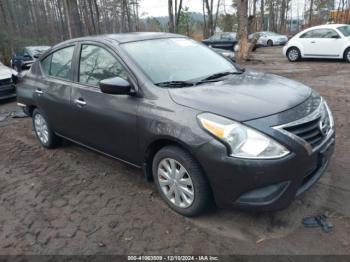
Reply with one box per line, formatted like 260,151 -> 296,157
221,33 -> 232,40
319,29 -> 339,38
209,33 -> 221,41
41,54 -> 52,75
48,46 -> 75,80
300,30 -> 314,38
79,44 -> 128,86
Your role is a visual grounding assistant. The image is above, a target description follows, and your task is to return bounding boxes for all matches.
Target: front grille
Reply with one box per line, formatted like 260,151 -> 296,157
278,101 -> 333,151
0,78 -> 12,86
284,116 -> 324,148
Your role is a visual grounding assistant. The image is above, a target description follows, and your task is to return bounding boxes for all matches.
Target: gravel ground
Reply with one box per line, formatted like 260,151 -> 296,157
0,47 -> 349,255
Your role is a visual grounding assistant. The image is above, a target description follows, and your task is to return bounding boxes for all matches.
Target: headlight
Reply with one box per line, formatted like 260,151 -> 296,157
197,113 -> 290,159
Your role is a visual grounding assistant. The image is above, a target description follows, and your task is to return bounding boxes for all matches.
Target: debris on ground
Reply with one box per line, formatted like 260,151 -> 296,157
11,109 -> 28,118
302,215 -> 333,233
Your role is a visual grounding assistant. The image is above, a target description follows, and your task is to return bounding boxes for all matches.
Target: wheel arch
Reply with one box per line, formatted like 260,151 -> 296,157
143,137 -> 206,183
286,45 -> 302,57
342,45 -> 350,59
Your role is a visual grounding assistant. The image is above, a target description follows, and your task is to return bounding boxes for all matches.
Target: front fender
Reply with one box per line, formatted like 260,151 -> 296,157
285,41 -> 304,56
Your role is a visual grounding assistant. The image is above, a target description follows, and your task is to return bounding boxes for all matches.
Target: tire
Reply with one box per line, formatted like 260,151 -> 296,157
152,146 -> 212,217
287,47 -> 301,62
22,106 -> 32,116
344,48 -> 350,63
267,40 -> 273,47
15,64 -> 21,72
32,109 -> 60,149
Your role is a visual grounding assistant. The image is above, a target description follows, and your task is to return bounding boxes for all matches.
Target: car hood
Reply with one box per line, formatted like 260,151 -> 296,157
168,70 -> 311,122
0,64 -> 16,79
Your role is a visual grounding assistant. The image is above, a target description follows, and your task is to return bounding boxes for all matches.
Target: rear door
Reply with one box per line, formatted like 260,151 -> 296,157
35,45 -> 76,136
67,42 -> 139,163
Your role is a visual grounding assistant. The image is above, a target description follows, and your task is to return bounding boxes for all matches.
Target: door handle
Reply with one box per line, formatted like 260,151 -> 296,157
311,41 -> 316,43
74,98 -> 86,106
35,88 -> 43,94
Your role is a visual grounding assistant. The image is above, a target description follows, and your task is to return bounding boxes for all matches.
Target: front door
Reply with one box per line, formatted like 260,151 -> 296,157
68,43 -> 139,163
310,29 -> 343,57
300,29 -> 343,57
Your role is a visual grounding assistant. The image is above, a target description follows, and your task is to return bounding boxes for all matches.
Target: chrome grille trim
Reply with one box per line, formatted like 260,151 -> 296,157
273,98 -> 335,155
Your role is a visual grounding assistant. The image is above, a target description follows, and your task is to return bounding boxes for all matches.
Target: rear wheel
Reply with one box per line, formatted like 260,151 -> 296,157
267,40 -> 273,47
32,109 -> 60,148
287,47 -> 301,62
344,48 -> 350,63
152,146 -> 212,217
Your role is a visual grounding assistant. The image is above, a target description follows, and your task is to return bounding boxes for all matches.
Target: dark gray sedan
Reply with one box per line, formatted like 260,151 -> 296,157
17,33 -> 335,216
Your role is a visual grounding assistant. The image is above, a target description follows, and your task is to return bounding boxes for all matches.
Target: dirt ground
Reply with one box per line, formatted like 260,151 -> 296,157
0,47 -> 349,255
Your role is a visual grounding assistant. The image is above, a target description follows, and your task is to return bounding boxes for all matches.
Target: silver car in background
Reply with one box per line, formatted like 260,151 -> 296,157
250,31 -> 289,47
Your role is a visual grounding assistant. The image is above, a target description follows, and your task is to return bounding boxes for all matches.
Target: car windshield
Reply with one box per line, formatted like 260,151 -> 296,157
121,38 -> 237,85
337,25 -> 350,37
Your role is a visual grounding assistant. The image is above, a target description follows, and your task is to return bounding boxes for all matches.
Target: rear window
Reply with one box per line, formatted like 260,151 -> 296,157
40,46 -> 75,80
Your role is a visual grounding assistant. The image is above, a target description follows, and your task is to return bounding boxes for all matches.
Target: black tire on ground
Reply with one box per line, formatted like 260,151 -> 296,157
287,47 -> 301,62
267,40 -> 273,47
15,64 -> 21,72
344,48 -> 350,63
32,109 -> 60,149
152,146 -> 212,217
22,106 -> 32,116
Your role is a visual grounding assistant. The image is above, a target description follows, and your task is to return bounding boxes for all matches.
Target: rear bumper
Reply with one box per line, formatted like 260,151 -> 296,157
0,84 -> 16,100
194,132 -> 335,212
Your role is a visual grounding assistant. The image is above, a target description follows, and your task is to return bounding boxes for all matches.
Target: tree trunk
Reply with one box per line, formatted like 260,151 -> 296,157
168,0 -> 175,32
175,0 -> 183,33
252,0 -> 257,32
63,0 -> 83,38
260,0 -> 264,31
236,0 -> 249,62
204,0 -> 214,36
309,0 -> 314,26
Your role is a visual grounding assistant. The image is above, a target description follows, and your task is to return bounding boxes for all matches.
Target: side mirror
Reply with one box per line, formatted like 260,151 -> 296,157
33,54 -> 40,59
99,77 -> 131,95
23,54 -> 32,59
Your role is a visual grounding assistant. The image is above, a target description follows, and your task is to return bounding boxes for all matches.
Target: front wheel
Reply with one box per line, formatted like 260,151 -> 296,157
344,48 -> 350,63
32,109 -> 60,148
287,47 -> 301,62
152,146 -> 212,217
267,40 -> 273,47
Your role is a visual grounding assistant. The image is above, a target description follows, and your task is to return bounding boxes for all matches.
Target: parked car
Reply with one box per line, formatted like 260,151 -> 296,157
11,46 -> 51,71
0,62 -> 17,100
211,47 -> 235,62
202,32 -> 238,50
17,33 -> 335,217
283,24 -> 350,62
250,31 -> 288,47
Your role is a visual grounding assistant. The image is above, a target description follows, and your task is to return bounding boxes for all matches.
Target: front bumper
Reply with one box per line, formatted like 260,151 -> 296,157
195,131 -> 335,211
0,84 -> 16,100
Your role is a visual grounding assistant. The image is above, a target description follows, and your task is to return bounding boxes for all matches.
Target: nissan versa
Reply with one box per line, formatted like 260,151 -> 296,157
16,33 -> 335,216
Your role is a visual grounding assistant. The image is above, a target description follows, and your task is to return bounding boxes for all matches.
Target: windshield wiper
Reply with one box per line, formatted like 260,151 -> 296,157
201,71 -> 243,81
155,81 -> 195,88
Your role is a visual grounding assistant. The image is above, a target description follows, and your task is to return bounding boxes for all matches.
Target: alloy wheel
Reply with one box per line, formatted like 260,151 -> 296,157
288,49 -> 299,61
34,113 -> 49,144
157,158 -> 195,208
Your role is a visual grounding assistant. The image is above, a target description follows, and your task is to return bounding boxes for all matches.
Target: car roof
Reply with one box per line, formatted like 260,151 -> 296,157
307,24 -> 348,30
54,32 -> 186,48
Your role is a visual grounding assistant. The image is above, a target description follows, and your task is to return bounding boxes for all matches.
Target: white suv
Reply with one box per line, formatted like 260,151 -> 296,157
283,24 -> 350,62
